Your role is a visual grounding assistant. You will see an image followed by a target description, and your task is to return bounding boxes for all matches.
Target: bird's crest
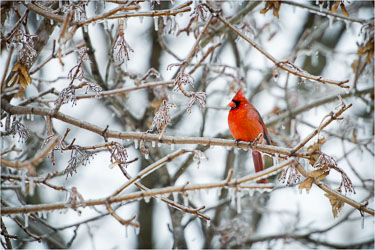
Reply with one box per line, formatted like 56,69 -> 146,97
232,88 -> 248,103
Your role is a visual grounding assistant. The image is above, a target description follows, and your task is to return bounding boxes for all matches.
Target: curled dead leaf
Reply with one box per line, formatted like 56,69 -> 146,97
260,1 -> 281,18
307,137 -> 327,166
14,88 -> 26,99
11,63 -> 22,72
324,192 -> 344,218
20,64 -> 32,84
331,0 -> 349,17
309,153 -> 319,167
307,137 -> 326,154
330,0 -> 340,14
307,167 -> 329,181
316,171 -> 329,181
298,177 -> 313,192
19,75 -> 28,89
7,72 -> 19,87
340,3 -> 349,17
7,62 -> 32,89
358,40 -> 374,64
151,99 -> 163,109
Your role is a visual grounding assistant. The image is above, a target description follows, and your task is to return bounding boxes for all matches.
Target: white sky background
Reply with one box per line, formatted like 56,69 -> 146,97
1,0 -> 374,249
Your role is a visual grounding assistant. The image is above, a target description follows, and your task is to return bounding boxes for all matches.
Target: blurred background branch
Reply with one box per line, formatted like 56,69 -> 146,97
1,0 -> 373,248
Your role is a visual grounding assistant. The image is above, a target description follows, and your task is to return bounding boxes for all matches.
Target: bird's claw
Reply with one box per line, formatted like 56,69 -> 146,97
251,133 -> 263,148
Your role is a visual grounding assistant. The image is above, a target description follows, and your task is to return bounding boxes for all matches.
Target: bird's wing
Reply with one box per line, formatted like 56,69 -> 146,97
253,108 -> 271,145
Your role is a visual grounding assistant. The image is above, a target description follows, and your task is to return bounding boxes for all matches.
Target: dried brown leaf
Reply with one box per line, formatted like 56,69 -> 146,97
330,0 -> 340,13
20,64 -> 32,84
19,75 -> 27,89
298,177 -> 313,192
11,62 -> 22,72
307,137 -> 327,166
317,171 -> 329,181
324,192 -> 344,218
307,137 -> 326,154
340,3 -> 349,17
7,62 -> 32,89
272,3 -> 280,18
260,1 -> 281,18
307,168 -> 328,178
151,99 -> 163,109
358,40 -> 374,64
14,88 -> 26,99
309,154 -> 319,167
7,72 -> 18,87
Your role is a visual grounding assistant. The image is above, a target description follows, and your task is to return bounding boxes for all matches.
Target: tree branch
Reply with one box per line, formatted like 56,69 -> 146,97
217,15 -> 349,88
266,86 -> 374,127
1,135 -> 59,175
1,98 -> 306,158
0,176 -> 275,216
295,162 -> 374,216
280,0 -> 366,24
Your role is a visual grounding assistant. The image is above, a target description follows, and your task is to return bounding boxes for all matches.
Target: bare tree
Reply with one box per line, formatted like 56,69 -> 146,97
1,0 -> 374,249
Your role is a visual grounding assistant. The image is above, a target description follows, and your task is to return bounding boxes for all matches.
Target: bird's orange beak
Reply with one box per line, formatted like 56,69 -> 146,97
228,100 -> 236,108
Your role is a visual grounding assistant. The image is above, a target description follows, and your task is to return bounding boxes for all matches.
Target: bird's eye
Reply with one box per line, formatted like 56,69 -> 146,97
230,100 -> 240,110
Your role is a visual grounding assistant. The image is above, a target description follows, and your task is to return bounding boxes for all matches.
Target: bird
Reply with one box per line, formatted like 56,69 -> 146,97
228,88 -> 271,184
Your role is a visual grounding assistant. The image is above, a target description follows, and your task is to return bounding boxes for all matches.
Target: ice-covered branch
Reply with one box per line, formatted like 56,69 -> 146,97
281,1 -> 366,24
291,102 -> 352,154
1,172 -> 277,216
111,149 -> 190,196
295,162 -> 374,216
217,15 -> 349,88
1,98 -> 307,159
0,135 -> 59,175
266,86 -> 374,127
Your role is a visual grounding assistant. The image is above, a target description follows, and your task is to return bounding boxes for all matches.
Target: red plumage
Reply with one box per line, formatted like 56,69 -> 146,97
228,88 -> 270,184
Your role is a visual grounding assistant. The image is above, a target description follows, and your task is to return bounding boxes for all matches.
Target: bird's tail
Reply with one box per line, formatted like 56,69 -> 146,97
252,150 -> 268,184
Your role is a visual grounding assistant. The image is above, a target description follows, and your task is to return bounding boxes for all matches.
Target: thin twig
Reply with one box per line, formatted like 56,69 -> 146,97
175,15 -> 214,98
217,15 -> 349,88
291,103 -> 352,154
295,162 -> 374,216
0,175 -> 278,216
107,7 -> 191,19
105,201 -> 140,227
78,5 -> 141,27
75,80 -> 174,100
1,45 -> 14,91
0,217 -> 12,249
281,0 -> 365,24
1,135 -> 59,175
111,149 -> 189,196
24,3 -> 65,23
266,86 -> 373,127
188,43 -> 222,75
1,97 -> 308,158
117,164 -> 210,220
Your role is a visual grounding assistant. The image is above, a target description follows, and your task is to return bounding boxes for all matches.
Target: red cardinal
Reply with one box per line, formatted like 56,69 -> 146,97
228,88 -> 271,184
